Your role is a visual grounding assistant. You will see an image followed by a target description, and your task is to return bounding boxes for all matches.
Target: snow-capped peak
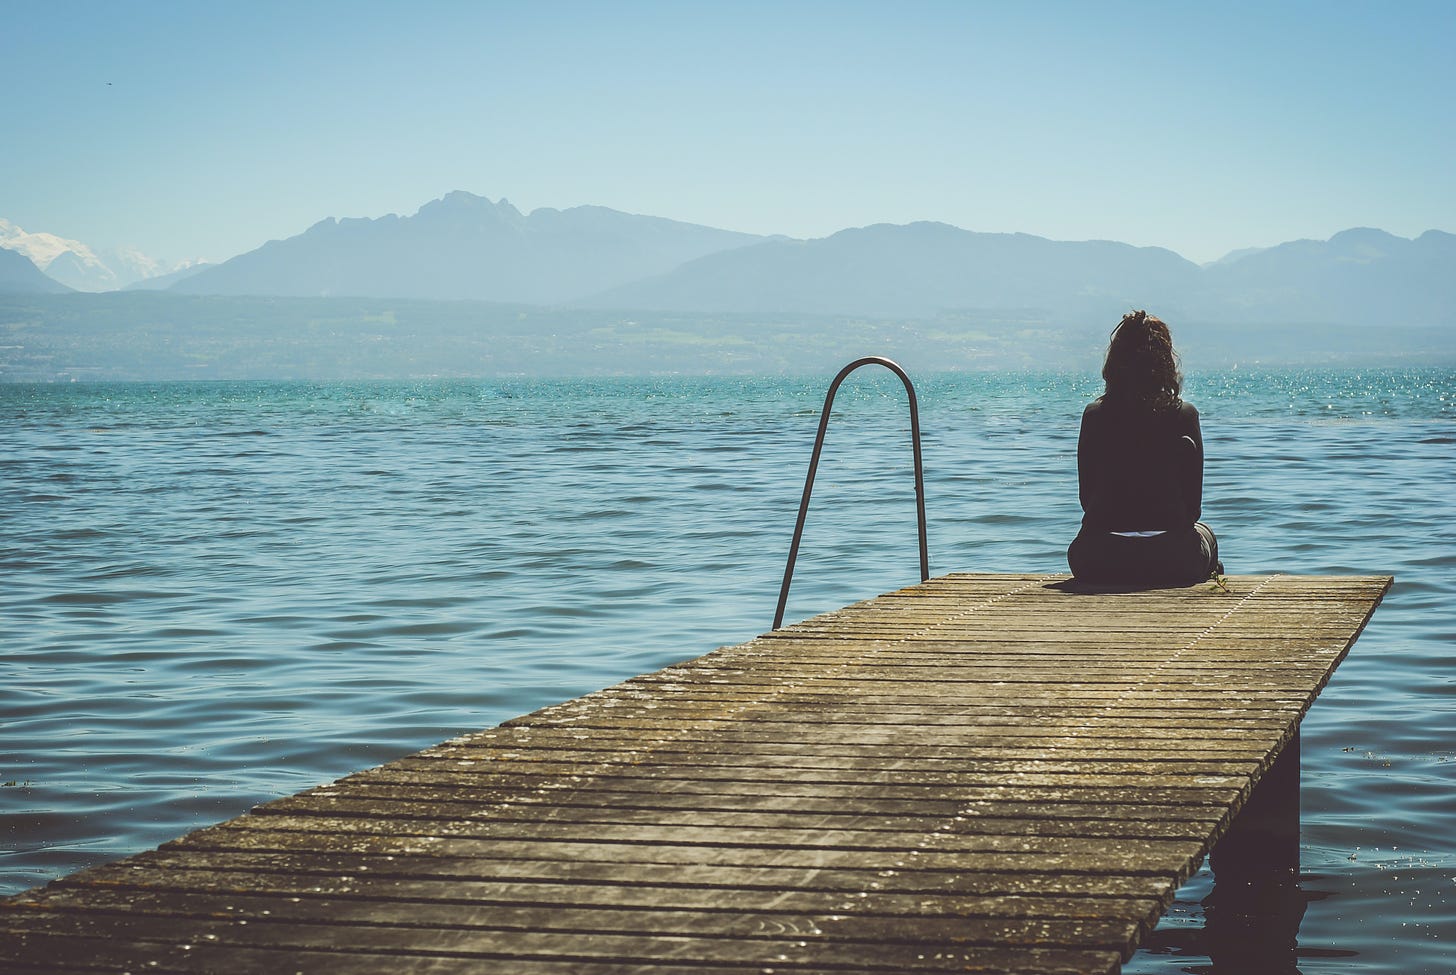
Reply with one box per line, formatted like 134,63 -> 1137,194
0,218 -> 188,291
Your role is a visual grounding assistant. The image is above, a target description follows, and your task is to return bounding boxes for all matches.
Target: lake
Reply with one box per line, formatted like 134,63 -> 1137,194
2,368 -> 1452,972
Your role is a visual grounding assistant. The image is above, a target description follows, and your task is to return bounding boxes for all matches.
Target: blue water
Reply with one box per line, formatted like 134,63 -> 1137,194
2,369 -> 1453,972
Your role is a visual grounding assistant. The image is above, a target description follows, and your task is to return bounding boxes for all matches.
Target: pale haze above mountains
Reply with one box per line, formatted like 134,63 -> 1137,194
2,192 -> 1452,326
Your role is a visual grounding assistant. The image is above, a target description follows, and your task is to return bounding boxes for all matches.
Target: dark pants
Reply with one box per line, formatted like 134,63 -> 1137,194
1068,522 -> 1220,586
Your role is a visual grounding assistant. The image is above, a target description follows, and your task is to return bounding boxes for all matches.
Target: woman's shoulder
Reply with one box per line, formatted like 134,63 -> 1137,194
1083,396 -> 1198,423
1079,398 -> 1108,429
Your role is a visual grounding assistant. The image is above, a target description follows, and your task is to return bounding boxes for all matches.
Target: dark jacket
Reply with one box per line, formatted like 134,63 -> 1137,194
1077,396 -> 1203,532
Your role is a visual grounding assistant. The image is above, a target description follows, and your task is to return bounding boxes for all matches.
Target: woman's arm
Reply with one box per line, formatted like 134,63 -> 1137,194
1077,404 -> 1101,518
1182,403 -> 1204,524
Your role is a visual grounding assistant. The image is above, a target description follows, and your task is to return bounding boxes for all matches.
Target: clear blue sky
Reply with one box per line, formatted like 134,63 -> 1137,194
4,0 -> 1453,265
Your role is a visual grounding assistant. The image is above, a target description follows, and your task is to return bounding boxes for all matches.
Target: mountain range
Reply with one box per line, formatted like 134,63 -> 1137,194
0,218 -> 205,292
3,192 -> 1453,327
0,245 -> 70,294
170,192 -> 763,304
588,222 -> 1196,319
598,223 -> 1456,325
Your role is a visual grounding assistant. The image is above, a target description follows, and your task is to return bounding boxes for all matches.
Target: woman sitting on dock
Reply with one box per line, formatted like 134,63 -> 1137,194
1068,310 -> 1221,586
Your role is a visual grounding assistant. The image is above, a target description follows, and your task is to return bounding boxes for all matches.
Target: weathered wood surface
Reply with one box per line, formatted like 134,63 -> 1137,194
1,572 -> 1391,974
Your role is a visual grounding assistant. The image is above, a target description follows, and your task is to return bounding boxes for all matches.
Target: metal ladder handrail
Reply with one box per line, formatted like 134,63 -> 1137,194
773,356 -> 928,630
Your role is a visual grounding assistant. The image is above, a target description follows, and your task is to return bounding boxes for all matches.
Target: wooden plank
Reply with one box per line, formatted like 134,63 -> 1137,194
0,925 -> 1125,975
0,572 -> 1390,974
80,849 -> 1180,899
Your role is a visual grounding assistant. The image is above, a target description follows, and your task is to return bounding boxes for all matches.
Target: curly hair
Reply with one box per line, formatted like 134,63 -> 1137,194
1101,310 -> 1182,412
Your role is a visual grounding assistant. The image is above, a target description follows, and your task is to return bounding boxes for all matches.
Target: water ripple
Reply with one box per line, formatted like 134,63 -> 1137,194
2,369 -> 1453,972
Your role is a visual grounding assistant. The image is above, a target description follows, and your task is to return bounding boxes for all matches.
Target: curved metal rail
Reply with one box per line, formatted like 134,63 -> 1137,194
773,356 -> 928,630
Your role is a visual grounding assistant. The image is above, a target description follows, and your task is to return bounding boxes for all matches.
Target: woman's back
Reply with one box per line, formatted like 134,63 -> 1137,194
1077,396 -> 1203,533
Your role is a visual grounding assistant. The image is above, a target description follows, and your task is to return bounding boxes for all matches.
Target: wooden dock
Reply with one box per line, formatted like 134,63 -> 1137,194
2,572 -> 1390,974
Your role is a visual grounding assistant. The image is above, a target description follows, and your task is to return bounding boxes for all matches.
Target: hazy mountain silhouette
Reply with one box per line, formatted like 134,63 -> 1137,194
0,218 -> 193,291
587,224 -> 1455,325
584,222 -> 1200,319
172,191 -> 764,303
1192,228 -> 1456,325
163,191 -> 1453,326
123,262 -> 214,291
0,247 -> 71,294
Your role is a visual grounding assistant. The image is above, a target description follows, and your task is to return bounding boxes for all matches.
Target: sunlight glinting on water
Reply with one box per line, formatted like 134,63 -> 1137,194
2,369 -> 1453,972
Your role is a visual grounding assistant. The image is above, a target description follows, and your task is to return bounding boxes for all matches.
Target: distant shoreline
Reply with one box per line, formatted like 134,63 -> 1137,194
1,292 -> 1452,383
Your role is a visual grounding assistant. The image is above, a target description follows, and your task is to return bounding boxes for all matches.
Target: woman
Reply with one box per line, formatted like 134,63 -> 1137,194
1068,310 -> 1221,586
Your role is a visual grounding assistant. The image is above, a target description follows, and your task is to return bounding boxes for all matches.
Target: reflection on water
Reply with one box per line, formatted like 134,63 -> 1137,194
1141,873 -> 1317,975
1201,736 -> 1306,974
2,369 -> 1453,972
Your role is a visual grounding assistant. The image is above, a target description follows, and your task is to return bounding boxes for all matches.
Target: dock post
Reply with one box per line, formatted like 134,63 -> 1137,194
1205,730 -> 1306,971
1212,730 -> 1301,882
